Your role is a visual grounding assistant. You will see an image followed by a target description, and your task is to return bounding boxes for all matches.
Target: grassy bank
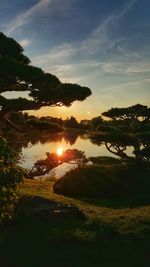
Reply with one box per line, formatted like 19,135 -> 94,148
0,179 -> 150,267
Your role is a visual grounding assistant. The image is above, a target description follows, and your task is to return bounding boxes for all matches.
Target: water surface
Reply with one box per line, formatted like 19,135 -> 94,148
20,133 -> 133,169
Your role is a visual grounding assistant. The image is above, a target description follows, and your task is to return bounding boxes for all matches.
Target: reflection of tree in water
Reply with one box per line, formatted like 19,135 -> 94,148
63,134 -> 78,145
27,133 -> 79,146
29,133 -> 62,145
7,132 -> 80,149
80,134 -> 89,140
5,131 -> 81,157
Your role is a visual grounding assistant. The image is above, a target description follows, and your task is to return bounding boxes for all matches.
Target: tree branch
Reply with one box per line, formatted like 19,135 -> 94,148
4,117 -> 28,133
105,142 -> 129,159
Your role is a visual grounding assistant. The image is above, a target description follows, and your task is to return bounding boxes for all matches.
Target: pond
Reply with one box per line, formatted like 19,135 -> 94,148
19,133 -> 134,169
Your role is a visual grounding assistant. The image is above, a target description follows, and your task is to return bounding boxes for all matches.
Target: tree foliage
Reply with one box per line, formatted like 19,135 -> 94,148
0,32 -> 91,117
91,127 -> 150,162
63,116 -> 79,128
30,149 -> 86,177
90,116 -> 103,131
0,137 -> 23,223
102,104 -> 150,132
91,133 -> 137,159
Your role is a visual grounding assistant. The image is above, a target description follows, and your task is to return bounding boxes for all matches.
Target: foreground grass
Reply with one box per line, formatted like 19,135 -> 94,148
19,179 -> 150,236
0,179 -> 150,267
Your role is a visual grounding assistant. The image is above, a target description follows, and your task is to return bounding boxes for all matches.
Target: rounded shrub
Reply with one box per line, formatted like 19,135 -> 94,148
53,164 -> 150,198
53,165 -> 127,198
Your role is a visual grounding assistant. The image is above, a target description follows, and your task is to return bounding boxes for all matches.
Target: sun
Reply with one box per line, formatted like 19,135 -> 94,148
57,148 -> 63,156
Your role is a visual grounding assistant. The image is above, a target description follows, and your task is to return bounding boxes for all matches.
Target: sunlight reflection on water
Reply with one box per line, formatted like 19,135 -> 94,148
20,134 -> 134,170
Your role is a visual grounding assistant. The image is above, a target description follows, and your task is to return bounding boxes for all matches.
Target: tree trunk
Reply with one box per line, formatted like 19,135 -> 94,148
133,142 -> 143,162
105,142 -> 130,159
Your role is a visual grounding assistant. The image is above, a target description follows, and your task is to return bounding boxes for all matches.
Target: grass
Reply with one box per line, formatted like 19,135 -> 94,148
19,179 -> 150,234
0,178 -> 150,267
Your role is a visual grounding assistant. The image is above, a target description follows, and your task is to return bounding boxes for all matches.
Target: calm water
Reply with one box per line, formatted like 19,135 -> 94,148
20,133 -> 133,169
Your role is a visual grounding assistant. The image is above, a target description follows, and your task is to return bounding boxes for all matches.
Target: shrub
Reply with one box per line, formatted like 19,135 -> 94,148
38,121 -> 62,132
26,119 -> 62,132
53,164 -> 150,198
53,165 -> 124,198
89,156 -> 122,165
0,137 -> 23,223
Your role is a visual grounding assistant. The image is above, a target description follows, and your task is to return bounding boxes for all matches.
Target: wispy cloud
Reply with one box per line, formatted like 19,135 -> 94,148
101,61 -> 150,76
117,0 -> 138,18
4,0 -> 73,35
81,0 -> 138,55
4,0 -> 50,35
32,43 -> 76,66
30,0 -> 141,84
19,38 -> 32,48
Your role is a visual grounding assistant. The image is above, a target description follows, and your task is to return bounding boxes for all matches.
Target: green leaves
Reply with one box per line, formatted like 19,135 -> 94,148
0,137 -> 23,223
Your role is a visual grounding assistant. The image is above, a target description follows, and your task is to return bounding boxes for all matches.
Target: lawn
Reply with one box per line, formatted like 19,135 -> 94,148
0,179 -> 150,267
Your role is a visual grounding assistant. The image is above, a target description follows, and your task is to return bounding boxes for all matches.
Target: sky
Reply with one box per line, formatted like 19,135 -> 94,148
0,0 -> 150,120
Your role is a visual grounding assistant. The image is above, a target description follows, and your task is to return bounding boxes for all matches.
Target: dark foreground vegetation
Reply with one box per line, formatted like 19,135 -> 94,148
53,160 -> 150,198
0,179 -> 150,267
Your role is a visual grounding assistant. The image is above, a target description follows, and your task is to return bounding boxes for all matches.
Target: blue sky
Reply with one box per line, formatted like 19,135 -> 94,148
1,0 -> 150,119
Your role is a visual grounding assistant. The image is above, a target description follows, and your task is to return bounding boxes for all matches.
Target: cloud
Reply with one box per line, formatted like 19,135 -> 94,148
32,43 -> 76,66
117,0 -> 138,18
4,0 -> 73,35
4,0 -> 50,35
28,0 -> 146,85
101,61 -> 150,77
31,42 -> 104,83
19,38 -> 32,48
81,0 -> 138,55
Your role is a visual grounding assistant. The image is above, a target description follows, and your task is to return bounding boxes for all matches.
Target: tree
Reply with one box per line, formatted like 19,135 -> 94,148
102,104 -> 150,133
0,137 -> 23,223
91,132 -> 137,160
101,104 -> 150,162
63,116 -> 79,128
91,104 -> 150,163
0,33 -> 91,127
90,116 -> 103,131
30,149 -> 86,177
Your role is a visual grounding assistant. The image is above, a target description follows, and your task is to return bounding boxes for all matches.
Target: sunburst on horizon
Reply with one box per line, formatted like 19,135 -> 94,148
57,147 -> 63,156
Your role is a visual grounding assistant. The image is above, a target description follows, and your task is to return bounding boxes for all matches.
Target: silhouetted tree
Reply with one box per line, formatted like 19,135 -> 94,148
91,133 -> 135,159
90,116 -> 103,131
100,104 -> 150,162
102,104 -> 150,133
91,129 -> 150,162
64,116 -> 79,128
0,33 -> 91,129
30,149 -> 86,176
